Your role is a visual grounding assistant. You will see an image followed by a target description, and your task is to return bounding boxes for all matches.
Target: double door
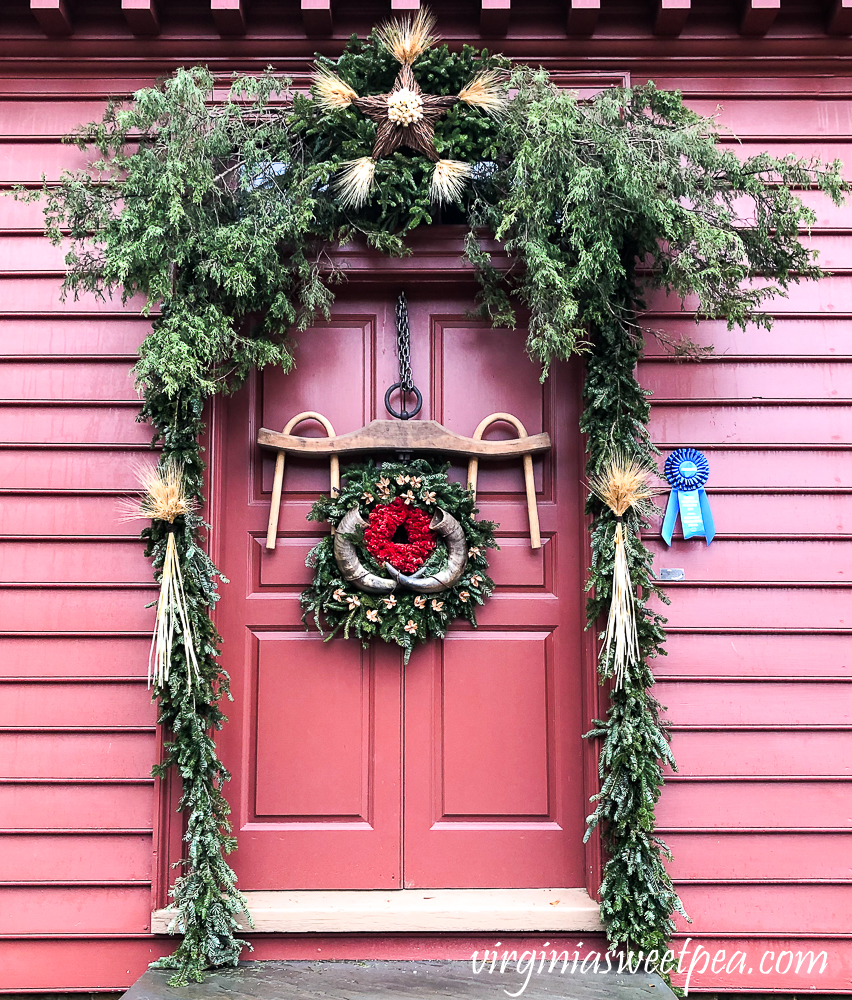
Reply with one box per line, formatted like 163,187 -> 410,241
213,287 -> 587,890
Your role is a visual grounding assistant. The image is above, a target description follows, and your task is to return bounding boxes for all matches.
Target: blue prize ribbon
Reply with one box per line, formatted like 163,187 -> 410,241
661,448 -> 715,547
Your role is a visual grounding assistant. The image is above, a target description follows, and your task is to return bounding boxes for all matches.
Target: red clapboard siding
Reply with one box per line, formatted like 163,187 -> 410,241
0,939 -> 173,993
0,447 -> 158,490
650,405 -> 852,445
641,316 -> 852,357
0,886 -> 152,934
0,317 -> 148,356
655,681 -> 852,726
0,495 -> 146,535
0,731 -> 156,777
0,540 -> 154,583
674,884 -> 852,934
655,584 -> 852,629
667,937 -> 852,994
0,682 -> 154,727
646,538 -> 852,581
0,236 -> 69,271
644,77 -> 852,989
645,275 -> 852,314
684,98 -> 852,135
0,586 -> 157,631
656,780 -> 852,829
0,99 -> 110,133
656,632 -> 852,676
0,637 -> 152,676
665,832 -> 852,879
640,361 -> 852,398
0,396 -> 151,445
0,83 -> 159,973
0,359 -> 139,398
0,276 -> 150,314
0,832 -> 153,881
0,197 -> 65,231
1,141 -> 106,182
0,783 -> 153,829
668,730 -> 852,775
663,493 -> 851,535
797,235 -> 852,269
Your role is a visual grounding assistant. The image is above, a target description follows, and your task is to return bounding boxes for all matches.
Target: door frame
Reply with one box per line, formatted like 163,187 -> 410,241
150,229 -> 603,914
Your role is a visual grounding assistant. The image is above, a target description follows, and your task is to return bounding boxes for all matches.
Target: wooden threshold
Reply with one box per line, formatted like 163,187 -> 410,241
152,888 -> 602,934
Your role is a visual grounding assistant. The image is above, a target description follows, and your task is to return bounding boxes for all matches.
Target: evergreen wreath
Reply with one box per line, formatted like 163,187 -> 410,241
16,8 -> 846,984
301,458 -> 497,664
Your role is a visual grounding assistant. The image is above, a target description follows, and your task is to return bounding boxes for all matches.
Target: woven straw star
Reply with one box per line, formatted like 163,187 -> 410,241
311,8 -> 507,208
353,63 -> 456,163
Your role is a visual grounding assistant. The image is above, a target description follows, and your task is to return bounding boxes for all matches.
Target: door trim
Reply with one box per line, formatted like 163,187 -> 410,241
152,888 -> 602,934
178,252 -> 605,909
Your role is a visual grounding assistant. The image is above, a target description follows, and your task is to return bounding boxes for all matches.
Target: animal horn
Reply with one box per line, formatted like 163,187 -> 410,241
386,508 -> 468,593
333,507 -> 397,594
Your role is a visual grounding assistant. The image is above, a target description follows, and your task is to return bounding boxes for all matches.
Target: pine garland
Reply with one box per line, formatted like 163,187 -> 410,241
139,392 -> 248,983
581,314 -> 687,952
17,26 -> 845,983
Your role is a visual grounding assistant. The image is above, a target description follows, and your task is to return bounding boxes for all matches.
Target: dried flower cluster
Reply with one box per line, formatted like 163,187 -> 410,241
363,497 -> 437,573
386,87 -> 425,125
302,460 -> 497,664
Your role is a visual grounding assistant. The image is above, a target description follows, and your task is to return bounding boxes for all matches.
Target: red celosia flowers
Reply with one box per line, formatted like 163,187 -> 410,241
364,497 -> 437,573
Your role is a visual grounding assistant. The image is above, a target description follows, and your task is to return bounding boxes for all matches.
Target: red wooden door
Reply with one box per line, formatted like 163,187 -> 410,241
213,286 -> 587,891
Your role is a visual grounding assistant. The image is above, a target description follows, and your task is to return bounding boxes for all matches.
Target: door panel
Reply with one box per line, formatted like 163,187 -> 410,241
403,308 -> 585,887
214,287 -> 585,891
440,634 -> 552,818
215,313 -> 403,889
254,635 -> 380,820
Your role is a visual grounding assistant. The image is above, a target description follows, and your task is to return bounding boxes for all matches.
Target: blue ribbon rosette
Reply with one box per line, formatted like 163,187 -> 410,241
661,448 -> 715,546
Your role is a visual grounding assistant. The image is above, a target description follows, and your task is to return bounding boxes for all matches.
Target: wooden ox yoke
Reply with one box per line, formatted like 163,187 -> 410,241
258,413 -> 552,552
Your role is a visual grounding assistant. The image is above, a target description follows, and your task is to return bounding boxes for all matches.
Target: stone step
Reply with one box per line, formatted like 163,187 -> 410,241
123,959 -> 676,1000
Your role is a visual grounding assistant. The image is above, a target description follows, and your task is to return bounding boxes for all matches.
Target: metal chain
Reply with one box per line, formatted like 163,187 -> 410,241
384,291 -> 422,419
396,292 -> 413,392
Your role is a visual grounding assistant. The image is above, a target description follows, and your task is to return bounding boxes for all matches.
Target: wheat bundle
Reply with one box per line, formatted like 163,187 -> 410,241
377,7 -> 438,65
587,454 -> 661,690
335,156 -> 377,209
430,158 -> 472,204
458,70 -> 509,117
119,460 -> 200,691
312,67 -> 359,111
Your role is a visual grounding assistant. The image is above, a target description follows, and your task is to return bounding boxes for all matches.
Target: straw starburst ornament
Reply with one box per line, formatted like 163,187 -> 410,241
587,454 -> 662,690
311,7 -> 507,209
119,460 -> 200,691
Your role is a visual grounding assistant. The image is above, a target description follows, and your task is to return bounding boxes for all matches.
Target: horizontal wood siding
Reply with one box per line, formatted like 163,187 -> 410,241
640,75 -> 852,993
0,89 -> 161,992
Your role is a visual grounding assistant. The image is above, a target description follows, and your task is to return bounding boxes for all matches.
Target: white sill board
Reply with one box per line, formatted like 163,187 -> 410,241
152,887 -> 602,935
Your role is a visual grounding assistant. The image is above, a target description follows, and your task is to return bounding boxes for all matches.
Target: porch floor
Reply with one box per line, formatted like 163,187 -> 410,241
122,960 -> 676,1000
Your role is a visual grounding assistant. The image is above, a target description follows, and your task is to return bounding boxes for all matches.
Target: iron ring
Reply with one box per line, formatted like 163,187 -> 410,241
384,383 -> 422,420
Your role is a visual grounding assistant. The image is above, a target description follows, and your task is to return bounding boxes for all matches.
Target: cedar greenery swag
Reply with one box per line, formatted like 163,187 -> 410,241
22,10 -> 845,984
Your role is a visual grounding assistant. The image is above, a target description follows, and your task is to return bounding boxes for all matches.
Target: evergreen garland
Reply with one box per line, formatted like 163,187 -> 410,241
17,25 -> 845,982
581,314 -> 686,951
301,458 -> 497,664
140,391 -> 249,981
